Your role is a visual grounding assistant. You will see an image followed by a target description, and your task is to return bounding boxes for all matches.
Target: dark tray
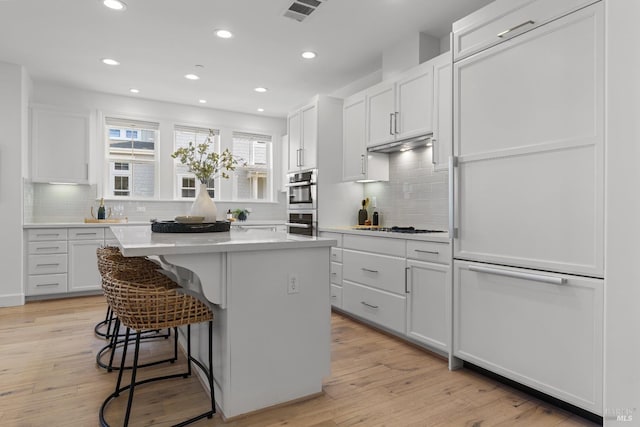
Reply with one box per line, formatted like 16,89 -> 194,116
151,220 -> 231,233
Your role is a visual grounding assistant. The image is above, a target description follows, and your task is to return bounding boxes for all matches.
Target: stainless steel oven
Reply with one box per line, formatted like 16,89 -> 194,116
287,170 -> 317,210
286,210 -> 316,237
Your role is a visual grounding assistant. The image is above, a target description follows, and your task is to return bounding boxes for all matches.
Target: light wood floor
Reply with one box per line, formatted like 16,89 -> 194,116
0,296 -> 598,427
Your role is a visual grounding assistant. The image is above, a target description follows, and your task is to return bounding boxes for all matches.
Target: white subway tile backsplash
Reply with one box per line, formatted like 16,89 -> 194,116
364,146 -> 449,230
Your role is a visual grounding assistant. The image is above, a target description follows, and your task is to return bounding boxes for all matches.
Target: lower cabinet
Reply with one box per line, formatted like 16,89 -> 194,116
342,280 -> 406,334
26,227 -> 107,297
406,259 -> 449,352
68,239 -> 104,292
453,260 -> 603,414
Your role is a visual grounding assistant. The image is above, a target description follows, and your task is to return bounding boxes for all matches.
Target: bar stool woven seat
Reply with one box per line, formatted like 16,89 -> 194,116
95,247 -> 174,372
99,268 -> 216,427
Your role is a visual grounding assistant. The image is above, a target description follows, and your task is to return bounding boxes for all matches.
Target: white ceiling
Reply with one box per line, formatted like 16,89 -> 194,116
0,0 -> 491,117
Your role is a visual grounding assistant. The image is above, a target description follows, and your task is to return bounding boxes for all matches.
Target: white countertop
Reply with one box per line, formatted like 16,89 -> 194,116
24,219 -> 285,229
111,225 -> 336,257
319,226 -> 450,243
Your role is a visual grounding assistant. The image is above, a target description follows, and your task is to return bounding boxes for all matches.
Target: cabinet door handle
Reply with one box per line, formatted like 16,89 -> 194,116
415,249 -> 439,255
361,301 -> 379,309
431,138 -> 438,165
394,112 -> 399,134
298,148 -> 304,167
497,20 -> 535,38
389,113 -> 394,135
469,265 -> 566,285
405,266 -> 410,294
361,268 -> 378,273
360,154 -> 365,175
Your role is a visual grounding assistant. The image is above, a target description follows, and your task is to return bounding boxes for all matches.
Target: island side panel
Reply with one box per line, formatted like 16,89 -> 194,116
222,246 -> 331,418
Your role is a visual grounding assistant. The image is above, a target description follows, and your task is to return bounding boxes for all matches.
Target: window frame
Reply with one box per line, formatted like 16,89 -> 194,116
230,130 -> 274,202
173,125 -> 221,201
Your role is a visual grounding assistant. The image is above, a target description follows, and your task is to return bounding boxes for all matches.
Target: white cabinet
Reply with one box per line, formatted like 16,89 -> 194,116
68,227 -> 104,292
366,61 -> 434,148
453,260 -> 603,413
406,240 -> 450,353
342,92 -> 389,182
431,52 -> 452,172
452,0 -> 596,61
287,102 -> 317,172
30,104 -> 91,184
26,227 -> 106,296
319,231 -> 343,308
453,2 -> 604,277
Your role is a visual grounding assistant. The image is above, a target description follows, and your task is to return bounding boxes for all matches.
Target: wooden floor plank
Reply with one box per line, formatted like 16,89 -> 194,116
0,296 -> 599,426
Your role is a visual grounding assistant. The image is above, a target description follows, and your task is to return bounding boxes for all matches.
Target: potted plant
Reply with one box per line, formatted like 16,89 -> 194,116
171,129 -> 237,222
232,208 -> 250,221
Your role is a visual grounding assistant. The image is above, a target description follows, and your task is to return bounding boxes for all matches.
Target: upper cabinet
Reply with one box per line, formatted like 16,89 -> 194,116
452,0 -> 596,61
342,92 -> 389,182
432,52 -> 452,172
366,60 -> 434,147
288,102 -> 318,172
30,105 -> 92,184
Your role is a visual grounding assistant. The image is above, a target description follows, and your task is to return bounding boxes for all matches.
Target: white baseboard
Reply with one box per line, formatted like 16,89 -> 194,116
0,293 -> 25,307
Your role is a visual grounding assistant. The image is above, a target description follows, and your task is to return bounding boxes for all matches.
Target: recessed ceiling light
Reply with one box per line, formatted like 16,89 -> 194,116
254,87 -> 268,93
199,99 -> 207,104
129,88 -> 139,93
102,58 -> 120,66
257,108 -> 265,112
301,51 -> 317,59
185,74 -> 200,80
215,29 -> 233,39
102,0 -> 127,11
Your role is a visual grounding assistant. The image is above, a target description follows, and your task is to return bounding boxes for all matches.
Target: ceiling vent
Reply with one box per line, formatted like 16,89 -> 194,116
283,0 -> 326,22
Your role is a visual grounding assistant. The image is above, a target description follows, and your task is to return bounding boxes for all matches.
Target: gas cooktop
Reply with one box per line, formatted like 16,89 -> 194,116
353,226 -> 446,234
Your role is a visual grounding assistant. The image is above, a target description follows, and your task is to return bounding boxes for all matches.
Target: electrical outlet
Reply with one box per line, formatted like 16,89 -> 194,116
372,196 -> 377,208
136,206 -> 146,212
287,273 -> 299,294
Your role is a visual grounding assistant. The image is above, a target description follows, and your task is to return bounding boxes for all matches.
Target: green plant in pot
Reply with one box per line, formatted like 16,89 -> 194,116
171,129 -> 238,222
232,208 -> 250,221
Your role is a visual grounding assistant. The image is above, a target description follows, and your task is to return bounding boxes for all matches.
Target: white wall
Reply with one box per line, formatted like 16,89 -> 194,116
604,1 -> 640,424
0,61 -> 27,306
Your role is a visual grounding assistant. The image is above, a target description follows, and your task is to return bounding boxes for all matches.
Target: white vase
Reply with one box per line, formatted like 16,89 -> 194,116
190,182 -> 217,223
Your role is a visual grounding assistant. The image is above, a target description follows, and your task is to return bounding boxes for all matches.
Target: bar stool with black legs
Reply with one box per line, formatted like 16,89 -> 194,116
95,247 -> 173,372
99,267 -> 216,427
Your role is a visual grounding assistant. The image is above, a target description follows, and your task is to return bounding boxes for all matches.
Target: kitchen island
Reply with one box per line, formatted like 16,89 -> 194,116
109,225 -> 336,419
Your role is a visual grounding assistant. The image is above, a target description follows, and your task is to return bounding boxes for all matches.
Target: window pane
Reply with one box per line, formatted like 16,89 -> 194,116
174,128 -> 219,199
182,189 -> 195,198
132,162 -> 155,197
232,132 -> 272,201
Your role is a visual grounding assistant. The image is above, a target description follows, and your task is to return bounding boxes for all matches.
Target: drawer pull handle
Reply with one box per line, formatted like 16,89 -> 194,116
36,283 -> 59,287
331,272 -> 337,275
75,232 -> 98,236
415,249 -> 439,255
36,233 -> 60,237
497,20 -> 535,38
37,263 -> 60,267
361,301 -> 379,309
361,268 -> 378,273
36,246 -> 60,250
331,295 -> 337,299
469,265 -> 566,285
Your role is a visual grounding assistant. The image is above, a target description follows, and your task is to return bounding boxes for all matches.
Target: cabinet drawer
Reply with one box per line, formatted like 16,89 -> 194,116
330,262 -> 343,285
330,284 -> 343,308
28,254 -> 67,275
407,241 -> 449,264
330,247 -> 343,263
26,274 -> 68,296
27,228 -> 68,241
68,228 -> 104,240
28,240 -> 67,255
452,0 -> 596,61
343,281 -> 406,334
343,250 -> 406,295
343,234 -> 405,257
453,260 -> 603,413
319,231 -> 342,247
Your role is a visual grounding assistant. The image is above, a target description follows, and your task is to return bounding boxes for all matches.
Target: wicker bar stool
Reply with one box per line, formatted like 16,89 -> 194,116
95,247 -> 173,372
99,268 -> 215,427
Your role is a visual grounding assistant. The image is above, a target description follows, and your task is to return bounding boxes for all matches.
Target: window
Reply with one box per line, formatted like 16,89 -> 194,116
174,125 -> 220,199
231,131 -> 272,201
105,117 -> 159,198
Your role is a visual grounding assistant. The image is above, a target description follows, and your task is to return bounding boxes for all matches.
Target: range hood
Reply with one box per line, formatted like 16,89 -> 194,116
367,134 -> 433,153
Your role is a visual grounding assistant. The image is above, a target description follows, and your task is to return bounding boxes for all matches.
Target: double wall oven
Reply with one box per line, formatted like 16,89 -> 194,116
286,170 -> 317,236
